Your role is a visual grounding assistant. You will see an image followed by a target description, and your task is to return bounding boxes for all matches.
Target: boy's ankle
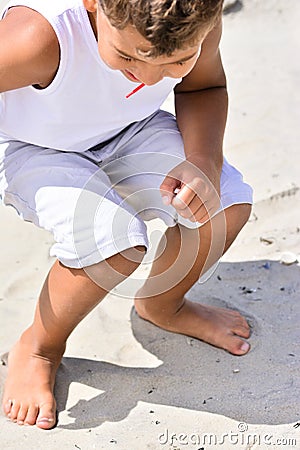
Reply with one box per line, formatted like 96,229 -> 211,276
18,327 -> 66,360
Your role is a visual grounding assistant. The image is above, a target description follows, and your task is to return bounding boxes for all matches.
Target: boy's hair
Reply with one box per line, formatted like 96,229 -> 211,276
98,0 -> 224,57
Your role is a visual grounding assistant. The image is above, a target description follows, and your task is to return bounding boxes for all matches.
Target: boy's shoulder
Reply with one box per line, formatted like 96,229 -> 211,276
4,0 -> 82,18
0,5 -> 60,91
176,19 -> 224,93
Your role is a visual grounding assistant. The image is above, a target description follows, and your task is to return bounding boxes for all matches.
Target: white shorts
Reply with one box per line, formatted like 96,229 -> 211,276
0,110 -> 253,268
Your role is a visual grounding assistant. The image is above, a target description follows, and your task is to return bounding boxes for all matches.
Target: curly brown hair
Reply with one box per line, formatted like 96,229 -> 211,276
98,0 -> 224,56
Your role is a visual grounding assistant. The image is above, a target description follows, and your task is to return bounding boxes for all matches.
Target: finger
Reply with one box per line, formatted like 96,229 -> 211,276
172,184 -> 197,210
177,195 -> 204,219
193,203 -> 216,224
160,175 -> 180,206
194,189 -> 221,219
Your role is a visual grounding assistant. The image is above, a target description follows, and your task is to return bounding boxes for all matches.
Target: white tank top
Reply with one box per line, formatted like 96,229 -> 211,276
0,0 -> 180,151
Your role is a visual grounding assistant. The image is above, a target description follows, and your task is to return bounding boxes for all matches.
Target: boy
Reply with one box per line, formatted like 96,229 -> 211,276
0,0 -> 253,429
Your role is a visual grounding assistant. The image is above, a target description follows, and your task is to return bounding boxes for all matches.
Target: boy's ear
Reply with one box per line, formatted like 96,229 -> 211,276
82,0 -> 98,13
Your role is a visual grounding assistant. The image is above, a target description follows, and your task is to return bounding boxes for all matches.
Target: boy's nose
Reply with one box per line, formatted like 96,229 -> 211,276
138,68 -> 164,86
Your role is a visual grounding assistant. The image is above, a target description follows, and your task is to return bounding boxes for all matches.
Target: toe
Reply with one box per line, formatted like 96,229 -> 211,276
3,398 -> 13,415
9,400 -> 20,422
16,404 -> 28,425
231,314 -> 251,339
36,402 -> 57,429
36,416 -> 56,430
24,404 -> 39,426
225,336 -> 250,356
233,323 -> 251,339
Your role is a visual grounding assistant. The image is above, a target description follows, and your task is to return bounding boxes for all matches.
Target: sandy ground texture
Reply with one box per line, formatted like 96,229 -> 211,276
0,0 -> 299,449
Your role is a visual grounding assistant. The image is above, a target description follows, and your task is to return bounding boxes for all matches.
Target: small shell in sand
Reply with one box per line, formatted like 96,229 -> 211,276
280,252 -> 298,265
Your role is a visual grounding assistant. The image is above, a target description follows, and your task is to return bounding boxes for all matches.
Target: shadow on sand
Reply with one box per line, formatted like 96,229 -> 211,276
52,260 -> 299,430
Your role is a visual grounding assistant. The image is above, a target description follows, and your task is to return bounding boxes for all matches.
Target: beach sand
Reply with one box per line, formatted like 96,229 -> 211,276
0,1 -> 299,448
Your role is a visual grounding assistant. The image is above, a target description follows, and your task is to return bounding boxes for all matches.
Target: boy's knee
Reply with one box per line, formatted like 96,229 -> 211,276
230,203 -> 252,228
225,203 -> 252,245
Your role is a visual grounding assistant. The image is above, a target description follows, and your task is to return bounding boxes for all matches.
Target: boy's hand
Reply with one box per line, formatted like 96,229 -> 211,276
160,155 -> 222,224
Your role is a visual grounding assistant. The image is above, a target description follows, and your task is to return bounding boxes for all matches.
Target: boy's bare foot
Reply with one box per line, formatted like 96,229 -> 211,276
2,331 -> 64,429
134,296 -> 251,356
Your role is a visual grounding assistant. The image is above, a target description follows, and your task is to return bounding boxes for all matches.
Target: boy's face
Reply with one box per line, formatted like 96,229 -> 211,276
94,8 -> 202,86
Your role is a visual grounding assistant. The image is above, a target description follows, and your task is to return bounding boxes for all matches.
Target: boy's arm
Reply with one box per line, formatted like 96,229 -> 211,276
0,6 -> 59,93
161,20 -> 228,224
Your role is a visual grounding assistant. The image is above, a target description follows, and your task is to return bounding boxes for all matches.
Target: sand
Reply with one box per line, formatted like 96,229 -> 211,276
0,0 -> 299,448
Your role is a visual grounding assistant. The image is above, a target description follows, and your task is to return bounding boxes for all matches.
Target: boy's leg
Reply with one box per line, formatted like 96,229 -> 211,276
135,203 -> 252,355
0,142 -> 148,428
97,110 -> 253,356
2,245 -> 145,429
